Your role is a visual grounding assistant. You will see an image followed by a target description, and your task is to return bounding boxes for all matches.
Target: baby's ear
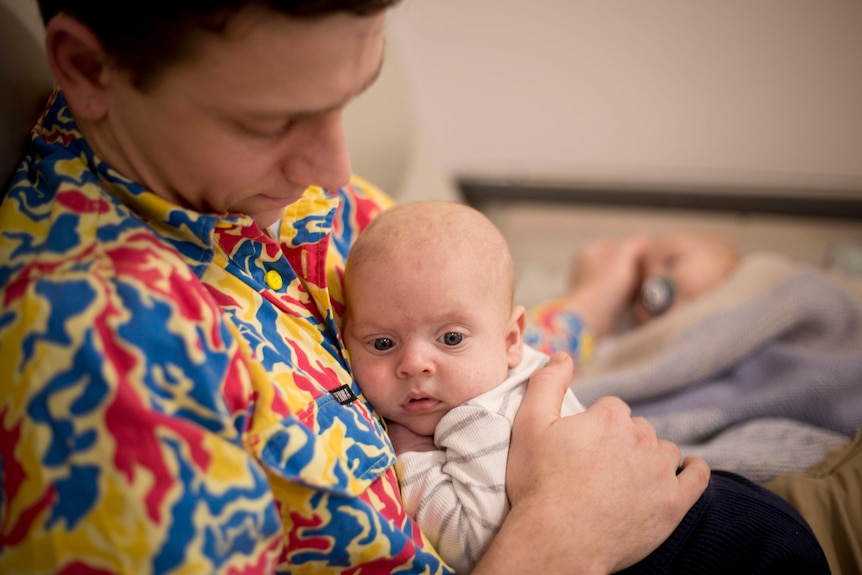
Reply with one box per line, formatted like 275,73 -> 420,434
44,13 -> 110,121
505,306 -> 526,368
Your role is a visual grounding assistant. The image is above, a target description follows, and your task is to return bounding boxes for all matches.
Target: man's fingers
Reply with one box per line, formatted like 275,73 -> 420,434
514,352 -> 574,431
590,396 -> 633,424
675,455 -> 711,507
657,437 -> 683,469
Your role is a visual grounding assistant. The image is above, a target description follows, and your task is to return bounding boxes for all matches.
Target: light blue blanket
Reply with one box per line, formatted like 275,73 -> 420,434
574,254 -> 862,483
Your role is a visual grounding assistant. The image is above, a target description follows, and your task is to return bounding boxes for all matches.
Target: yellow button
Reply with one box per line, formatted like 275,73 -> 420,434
265,269 -> 283,290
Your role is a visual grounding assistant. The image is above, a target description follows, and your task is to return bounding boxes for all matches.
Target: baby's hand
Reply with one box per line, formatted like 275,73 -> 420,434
386,421 -> 436,454
565,235 -> 651,336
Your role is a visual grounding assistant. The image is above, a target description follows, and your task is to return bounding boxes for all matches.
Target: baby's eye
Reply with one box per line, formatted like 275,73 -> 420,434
439,332 -> 464,346
372,338 -> 395,351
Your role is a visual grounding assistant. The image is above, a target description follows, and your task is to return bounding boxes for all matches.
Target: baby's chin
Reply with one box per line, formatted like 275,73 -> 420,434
407,422 -> 439,438
393,415 -> 441,438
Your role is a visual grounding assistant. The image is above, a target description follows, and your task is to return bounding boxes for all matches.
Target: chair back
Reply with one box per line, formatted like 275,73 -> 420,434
0,0 -> 53,190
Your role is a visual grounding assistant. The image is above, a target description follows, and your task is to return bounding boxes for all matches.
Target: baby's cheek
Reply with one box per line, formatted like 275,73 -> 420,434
466,367 -> 508,400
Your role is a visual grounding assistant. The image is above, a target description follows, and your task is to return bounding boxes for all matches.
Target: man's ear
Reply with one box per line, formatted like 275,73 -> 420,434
44,13 -> 110,121
505,305 -> 526,369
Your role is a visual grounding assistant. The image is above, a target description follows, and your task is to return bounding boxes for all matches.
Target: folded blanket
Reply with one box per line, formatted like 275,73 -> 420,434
574,253 -> 862,483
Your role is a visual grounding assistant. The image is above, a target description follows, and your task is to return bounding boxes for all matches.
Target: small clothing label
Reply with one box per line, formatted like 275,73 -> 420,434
331,384 -> 357,405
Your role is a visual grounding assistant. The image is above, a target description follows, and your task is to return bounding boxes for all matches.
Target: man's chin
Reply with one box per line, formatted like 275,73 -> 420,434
253,207 -> 287,231
246,192 -> 305,226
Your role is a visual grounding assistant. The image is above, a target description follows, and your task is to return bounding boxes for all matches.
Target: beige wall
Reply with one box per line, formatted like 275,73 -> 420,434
388,0 -> 862,196
13,1 -> 861,198
383,1 -> 862,304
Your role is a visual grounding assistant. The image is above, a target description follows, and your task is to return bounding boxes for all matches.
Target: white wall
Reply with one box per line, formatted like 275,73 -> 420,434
387,0 -> 862,196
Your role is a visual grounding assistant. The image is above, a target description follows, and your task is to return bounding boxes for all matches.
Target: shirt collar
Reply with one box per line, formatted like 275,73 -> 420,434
38,88 -> 342,277
38,88 -> 267,262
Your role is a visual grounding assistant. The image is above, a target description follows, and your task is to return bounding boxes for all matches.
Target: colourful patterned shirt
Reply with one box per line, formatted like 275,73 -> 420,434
0,89 -> 449,574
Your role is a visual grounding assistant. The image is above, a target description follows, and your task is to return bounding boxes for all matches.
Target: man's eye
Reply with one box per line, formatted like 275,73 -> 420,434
439,332 -> 463,346
241,120 -> 293,139
372,338 -> 394,351
258,123 -> 292,139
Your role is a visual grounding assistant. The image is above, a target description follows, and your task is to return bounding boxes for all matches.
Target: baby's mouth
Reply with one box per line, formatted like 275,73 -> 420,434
403,395 -> 441,414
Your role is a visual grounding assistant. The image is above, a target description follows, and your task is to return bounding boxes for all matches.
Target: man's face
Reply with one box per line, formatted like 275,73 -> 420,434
98,8 -> 386,227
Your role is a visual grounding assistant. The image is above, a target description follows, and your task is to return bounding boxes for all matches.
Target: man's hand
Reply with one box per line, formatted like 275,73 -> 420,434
477,353 -> 710,574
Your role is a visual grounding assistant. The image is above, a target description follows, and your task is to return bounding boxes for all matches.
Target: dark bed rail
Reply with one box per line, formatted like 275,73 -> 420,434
459,177 -> 862,220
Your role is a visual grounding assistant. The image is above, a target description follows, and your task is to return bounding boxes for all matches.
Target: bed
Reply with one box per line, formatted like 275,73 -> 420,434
575,251 -> 862,483
461,181 -> 862,484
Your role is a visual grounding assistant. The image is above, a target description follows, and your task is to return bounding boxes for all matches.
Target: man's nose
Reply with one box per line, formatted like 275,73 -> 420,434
281,110 -> 352,191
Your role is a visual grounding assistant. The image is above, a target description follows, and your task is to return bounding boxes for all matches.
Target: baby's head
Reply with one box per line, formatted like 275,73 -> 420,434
633,231 -> 739,324
343,201 -> 525,436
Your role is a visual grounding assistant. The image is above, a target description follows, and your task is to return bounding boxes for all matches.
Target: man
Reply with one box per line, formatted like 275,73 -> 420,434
0,1 -> 748,573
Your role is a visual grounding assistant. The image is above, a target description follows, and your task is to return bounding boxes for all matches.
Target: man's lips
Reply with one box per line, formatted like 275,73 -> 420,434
258,192 -> 303,205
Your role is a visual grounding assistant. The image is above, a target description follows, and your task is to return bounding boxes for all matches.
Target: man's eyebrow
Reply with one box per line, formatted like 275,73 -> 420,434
293,51 -> 387,120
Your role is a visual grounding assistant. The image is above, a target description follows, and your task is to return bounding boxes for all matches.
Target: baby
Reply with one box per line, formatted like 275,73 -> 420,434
560,229 -> 741,340
342,200 -> 585,572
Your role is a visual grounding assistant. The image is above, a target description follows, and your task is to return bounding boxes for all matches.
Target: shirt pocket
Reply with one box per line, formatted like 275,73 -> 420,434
250,386 -> 395,497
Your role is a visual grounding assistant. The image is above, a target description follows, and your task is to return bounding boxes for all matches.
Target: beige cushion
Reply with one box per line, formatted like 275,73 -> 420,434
0,0 -> 52,190
343,44 -> 458,203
